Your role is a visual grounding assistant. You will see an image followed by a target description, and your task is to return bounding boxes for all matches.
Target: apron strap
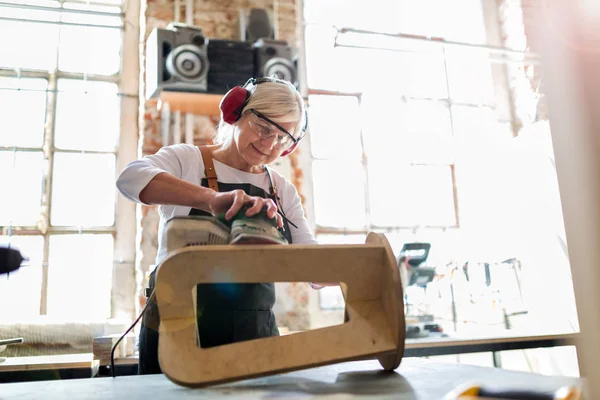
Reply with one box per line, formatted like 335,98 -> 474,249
264,166 -> 298,230
199,145 -> 219,191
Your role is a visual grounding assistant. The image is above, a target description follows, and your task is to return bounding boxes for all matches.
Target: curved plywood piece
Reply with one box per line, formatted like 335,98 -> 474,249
155,233 -> 406,387
367,232 -> 406,370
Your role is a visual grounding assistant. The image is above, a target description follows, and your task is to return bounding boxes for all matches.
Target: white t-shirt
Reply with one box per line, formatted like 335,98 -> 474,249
116,144 -> 317,265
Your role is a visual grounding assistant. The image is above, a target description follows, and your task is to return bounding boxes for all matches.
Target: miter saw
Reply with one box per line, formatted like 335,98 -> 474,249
398,242 -> 445,339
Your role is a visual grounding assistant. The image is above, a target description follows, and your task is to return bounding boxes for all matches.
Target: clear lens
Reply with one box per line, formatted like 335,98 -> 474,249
278,135 -> 294,149
248,116 -> 294,149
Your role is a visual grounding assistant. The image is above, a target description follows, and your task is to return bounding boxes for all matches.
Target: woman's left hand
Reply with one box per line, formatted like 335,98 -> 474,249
208,189 -> 283,228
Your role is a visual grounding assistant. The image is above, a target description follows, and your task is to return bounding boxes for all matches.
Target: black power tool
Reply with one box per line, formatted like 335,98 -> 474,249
0,244 -> 25,275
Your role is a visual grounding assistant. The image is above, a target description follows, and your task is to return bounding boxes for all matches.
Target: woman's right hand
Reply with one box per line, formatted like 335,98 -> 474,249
206,189 -> 283,228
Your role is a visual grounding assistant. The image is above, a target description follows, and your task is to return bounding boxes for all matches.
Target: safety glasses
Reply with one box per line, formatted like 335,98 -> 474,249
247,109 -> 300,149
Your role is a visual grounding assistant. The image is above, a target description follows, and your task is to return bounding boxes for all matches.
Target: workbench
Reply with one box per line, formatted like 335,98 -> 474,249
0,332 -> 578,382
0,358 -> 583,399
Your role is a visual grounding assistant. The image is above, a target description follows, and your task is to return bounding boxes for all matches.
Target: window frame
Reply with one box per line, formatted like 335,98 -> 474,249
306,88 -> 461,237
0,0 -> 137,321
301,5 -> 505,312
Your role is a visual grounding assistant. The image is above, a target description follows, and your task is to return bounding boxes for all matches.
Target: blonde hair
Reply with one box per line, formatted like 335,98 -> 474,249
214,79 -> 306,145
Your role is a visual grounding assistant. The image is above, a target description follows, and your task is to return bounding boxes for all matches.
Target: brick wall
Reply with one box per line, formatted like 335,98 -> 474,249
497,0 -> 546,126
520,0 -> 551,120
136,0 -> 311,331
145,0 -> 297,44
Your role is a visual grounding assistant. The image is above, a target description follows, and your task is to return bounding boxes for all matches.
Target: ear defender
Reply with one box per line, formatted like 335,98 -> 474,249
219,86 -> 251,125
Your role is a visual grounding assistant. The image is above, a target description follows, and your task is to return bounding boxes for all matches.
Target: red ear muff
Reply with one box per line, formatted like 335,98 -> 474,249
219,86 -> 250,124
280,141 -> 299,157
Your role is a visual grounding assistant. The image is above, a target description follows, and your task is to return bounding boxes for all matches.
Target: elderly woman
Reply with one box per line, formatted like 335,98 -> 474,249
116,77 -> 322,375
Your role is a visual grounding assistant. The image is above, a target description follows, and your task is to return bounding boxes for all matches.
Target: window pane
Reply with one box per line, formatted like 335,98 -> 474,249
446,49 -> 495,105
63,0 -> 123,5
61,3 -> 122,25
0,6 -> 59,70
318,286 -> 345,310
305,0 -> 486,43
54,79 -> 120,151
305,25 -> 367,92
0,235 -> 44,320
0,77 -> 47,148
47,234 -> 113,320
308,95 -> 361,160
335,31 -> 448,99
316,234 -> 366,245
0,150 -> 44,226
304,0 -> 401,33
368,162 -> 456,227
495,121 -> 515,142
86,0 -> 122,4
51,152 -> 116,227
315,234 -> 367,310
452,105 -> 498,143
362,96 -> 453,163
306,26 -> 447,96
397,0 -> 486,43
58,4 -> 122,75
389,52 -> 447,99
312,160 -> 366,229
4,0 -> 59,5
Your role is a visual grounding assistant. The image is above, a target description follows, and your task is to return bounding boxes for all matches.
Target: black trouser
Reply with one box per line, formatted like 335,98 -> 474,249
138,270 -> 279,375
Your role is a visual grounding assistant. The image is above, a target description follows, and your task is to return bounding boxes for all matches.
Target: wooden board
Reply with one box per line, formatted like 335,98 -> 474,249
155,233 -> 405,387
158,91 -> 223,116
0,359 -> 584,399
0,354 -> 98,372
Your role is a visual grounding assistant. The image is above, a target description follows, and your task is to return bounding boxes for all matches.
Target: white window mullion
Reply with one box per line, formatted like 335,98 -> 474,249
39,71 -> 58,315
111,0 -> 139,321
39,15 -> 60,315
357,94 -> 372,231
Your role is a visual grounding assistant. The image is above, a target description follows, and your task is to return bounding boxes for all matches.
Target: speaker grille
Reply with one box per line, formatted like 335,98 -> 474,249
207,39 -> 255,94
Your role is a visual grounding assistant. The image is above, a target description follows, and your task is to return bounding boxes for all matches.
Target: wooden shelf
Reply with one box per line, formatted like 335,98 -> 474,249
0,353 -> 138,372
158,91 -> 223,117
0,354 -> 97,372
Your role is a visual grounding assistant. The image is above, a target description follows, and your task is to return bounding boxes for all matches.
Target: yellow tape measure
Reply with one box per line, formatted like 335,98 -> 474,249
445,383 -> 583,400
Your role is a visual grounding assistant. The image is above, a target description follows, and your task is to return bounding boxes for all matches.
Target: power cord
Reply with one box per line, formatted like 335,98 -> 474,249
110,288 -> 156,378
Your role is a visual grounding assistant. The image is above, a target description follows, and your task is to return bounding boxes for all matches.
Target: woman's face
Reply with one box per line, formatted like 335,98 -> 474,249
234,111 -> 298,166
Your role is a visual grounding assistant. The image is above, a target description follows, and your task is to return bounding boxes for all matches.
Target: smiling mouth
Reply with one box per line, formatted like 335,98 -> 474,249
251,144 -> 269,156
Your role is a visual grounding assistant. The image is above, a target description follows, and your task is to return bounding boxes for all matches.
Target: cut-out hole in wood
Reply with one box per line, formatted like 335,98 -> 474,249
192,282 -> 348,349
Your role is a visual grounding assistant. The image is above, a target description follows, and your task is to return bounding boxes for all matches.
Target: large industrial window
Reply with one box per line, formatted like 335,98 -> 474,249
0,0 -> 125,322
303,0 -> 515,308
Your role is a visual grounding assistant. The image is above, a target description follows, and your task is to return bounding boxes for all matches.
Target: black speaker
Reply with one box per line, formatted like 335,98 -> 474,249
145,23 -> 209,99
253,38 -> 297,86
206,39 -> 255,94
